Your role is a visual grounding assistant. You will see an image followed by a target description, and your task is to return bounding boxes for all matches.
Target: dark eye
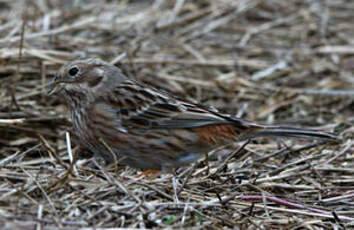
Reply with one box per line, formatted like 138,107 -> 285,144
68,66 -> 79,76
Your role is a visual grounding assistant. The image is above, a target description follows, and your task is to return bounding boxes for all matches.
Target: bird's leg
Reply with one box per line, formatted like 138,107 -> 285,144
172,172 -> 180,203
204,152 -> 210,175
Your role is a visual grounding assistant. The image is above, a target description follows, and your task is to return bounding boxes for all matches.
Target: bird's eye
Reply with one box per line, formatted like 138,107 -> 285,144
68,66 -> 79,77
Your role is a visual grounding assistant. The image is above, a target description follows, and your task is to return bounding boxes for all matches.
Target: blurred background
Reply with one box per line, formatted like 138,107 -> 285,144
0,0 -> 353,229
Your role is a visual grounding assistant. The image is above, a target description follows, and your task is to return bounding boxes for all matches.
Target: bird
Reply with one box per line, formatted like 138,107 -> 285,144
47,58 -> 338,172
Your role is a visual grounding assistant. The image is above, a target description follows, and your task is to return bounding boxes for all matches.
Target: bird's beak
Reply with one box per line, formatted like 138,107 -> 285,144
47,76 -> 63,95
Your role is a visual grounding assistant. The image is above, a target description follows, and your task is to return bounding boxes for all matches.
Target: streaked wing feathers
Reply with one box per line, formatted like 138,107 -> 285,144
103,80 -> 231,129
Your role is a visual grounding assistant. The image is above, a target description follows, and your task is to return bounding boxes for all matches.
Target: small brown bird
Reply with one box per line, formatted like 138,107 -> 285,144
48,58 -> 337,171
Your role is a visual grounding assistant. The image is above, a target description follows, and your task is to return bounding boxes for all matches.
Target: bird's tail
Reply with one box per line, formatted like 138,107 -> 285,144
240,125 -> 338,142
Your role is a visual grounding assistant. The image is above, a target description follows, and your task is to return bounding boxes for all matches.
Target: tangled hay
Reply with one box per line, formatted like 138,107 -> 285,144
0,0 -> 353,229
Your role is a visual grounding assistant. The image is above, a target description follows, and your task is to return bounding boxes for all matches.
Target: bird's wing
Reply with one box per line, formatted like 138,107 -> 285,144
101,80 -> 238,129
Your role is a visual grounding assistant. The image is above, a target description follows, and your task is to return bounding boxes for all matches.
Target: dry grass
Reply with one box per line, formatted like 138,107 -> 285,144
0,0 -> 353,229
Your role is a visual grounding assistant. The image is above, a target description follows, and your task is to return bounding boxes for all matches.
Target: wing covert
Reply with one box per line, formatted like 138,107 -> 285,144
101,80 -> 232,129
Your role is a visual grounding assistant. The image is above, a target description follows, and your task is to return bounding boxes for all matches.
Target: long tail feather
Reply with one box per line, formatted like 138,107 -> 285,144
244,125 -> 338,142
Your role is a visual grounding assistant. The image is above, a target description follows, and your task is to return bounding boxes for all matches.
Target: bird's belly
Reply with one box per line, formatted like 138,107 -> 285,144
73,110 -> 236,170
93,128 -> 225,170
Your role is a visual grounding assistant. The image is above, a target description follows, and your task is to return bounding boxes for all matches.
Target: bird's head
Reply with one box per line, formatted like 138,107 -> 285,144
47,58 -> 126,102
